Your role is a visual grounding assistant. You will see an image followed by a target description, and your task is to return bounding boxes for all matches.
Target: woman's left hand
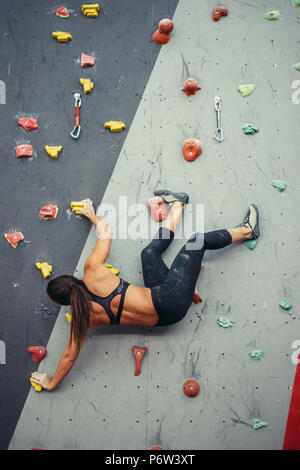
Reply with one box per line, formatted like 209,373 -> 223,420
31,372 -> 55,391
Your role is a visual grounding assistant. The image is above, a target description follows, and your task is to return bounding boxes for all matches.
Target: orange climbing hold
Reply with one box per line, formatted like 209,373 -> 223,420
182,139 -> 202,162
131,346 -> 148,376
5,232 -> 24,248
158,18 -> 174,34
148,196 -> 169,223
153,18 -> 174,44
183,379 -> 200,397
182,78 -> 201,97
18,118 -> 39,131
27,346 -> 47,363
56,6 -> 69,17
39,204 -> 58,219
212,6 -> 228,21
16,144 -> 33,158
81,53 -> 95,67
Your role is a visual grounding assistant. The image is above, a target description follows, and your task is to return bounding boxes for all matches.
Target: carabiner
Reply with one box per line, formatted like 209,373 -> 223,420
214,96 -> 224,142
70,92 -> 82,139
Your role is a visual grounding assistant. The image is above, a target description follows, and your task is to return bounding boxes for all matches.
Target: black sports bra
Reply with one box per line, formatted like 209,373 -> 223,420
83,278 -> 129,325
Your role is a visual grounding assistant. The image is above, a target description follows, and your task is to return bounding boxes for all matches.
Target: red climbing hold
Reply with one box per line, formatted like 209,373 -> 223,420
27,346 -> 47,363
16,144 -> 33,158
192,291 -> 202,304
150,446 -> 164,450
152,29 -> 170,45
131,346 -> 148,376
182,78 -> 201,97
183,379 -> 200,397
212,6 -> 228,22
56,6 -> 69,17
5,232 -> 24,248
158,18 -> 174,34
39,204 -> 58,219
18,118 -> 39,131
148,196 -> 169,223
81,53 -> 95,67
182,139 -> 202,162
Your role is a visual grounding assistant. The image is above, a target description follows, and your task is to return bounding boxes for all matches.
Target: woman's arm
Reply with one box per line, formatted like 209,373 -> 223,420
81,199 -> 113,266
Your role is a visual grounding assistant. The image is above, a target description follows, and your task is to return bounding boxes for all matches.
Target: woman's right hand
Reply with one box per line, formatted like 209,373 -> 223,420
81,199 -> 95,219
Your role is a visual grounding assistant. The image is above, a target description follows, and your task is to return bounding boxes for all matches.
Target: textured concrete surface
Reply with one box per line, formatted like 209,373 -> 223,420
7,0 -> 300,450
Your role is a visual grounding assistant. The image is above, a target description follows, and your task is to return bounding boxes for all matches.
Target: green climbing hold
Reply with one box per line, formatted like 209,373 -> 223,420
279,300 -> 292,311
253,419 -> 268,430
242,123 -> 259,135
292,0 -> 300,6
237,84 -> 256,97
245,239 -> 258,251
217,317 -> 235,328
294,63 -> 300,72
249,350 -> 265,361
271,180 -> 287,192
264,10 -> 280,20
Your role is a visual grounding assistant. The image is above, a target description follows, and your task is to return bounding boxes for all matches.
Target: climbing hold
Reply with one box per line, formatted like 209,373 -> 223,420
131,346 -> 148,376
152,29 -> 170,45
264,10 -> 280,20
292,0 -> 300,6
36,262 -> 52,279
80,78 -> 94,94
158,18 -> 174,34
104,121 -> 126,132
45,145 -> 62,159
30,377 -> 42,392
245,239 -> 258,251
294,63 -> 300,71
5,232 -> 24,248
66,313 -> 72,323
253,419 -> 268,430
39,204 -> 58,219
16,144 -> 33,158
212,6 -> 228,22
150,446 -> 164,450
271,180 -> 287,192
18,118 -> 38,131
105,264 -> 120,275
148,196 -> 169,223
249,350 -> 265,361
242,123 -> 259,135
52,31 -> 72,42
81,53 -> 95,67
217,317 -> 235,328
192,291 -> 202,304
71,201 -> 84,214
27,346 -> 47,363
183,379 -> 200,397
279,300 -> 292,311
182,138 -> 202,162
182,78 -> 201,97
56,6 -> 69,17
237,84 -> 256,97
82,4 -> 100,17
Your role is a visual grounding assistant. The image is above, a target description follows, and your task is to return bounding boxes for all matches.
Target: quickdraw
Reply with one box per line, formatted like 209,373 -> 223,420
70,92 -> 81,139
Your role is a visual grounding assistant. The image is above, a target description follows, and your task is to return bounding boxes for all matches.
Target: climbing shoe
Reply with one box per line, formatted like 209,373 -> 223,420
239,204 -> 260,240
153,189 -> 189,205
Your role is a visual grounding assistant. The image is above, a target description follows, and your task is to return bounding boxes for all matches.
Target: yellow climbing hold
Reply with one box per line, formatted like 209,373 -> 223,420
45,145 -> 62,159
104,121 -> 126,132
82,4 -> 100,17
30,378 -> 42,392
52,31 -> 72,42
105,263 -> 120,275
80,78 -> 94,94
71,201 -> 84,214
36,262 -> 52,279
66,313 -> 72,323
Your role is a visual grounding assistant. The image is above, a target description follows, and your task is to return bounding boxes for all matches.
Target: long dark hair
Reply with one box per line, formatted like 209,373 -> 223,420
47,275 -> 91,355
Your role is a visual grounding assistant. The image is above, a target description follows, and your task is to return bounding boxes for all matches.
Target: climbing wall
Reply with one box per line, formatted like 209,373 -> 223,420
9,0 -> 300,450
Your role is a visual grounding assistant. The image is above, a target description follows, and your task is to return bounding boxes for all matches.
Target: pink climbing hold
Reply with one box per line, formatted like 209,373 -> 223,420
16,144 -> 33,158
148,196 -> 169,223
27,346 -> 47,363
18,118 -> 39,131
81,53 -> 95,67
182,139 -> 202,162
182,78 -> 201,97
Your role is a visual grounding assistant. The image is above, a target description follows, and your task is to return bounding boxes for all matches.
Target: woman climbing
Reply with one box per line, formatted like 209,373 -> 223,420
31,190 -> 260,391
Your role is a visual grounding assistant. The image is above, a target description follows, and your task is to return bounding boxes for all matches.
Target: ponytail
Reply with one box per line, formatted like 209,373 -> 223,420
69,284 -> 91,355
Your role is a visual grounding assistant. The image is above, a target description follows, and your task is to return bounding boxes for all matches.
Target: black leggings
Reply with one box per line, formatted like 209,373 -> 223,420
141,227 -> 232,326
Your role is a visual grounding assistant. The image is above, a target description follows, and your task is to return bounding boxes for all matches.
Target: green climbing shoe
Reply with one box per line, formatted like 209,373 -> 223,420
153,189 -> 189,205
239,204 -> 260,240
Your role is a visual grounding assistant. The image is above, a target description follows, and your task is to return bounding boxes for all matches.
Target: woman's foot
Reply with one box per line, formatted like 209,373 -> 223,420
240,204 -> 260,240
154,189 -> 189,205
